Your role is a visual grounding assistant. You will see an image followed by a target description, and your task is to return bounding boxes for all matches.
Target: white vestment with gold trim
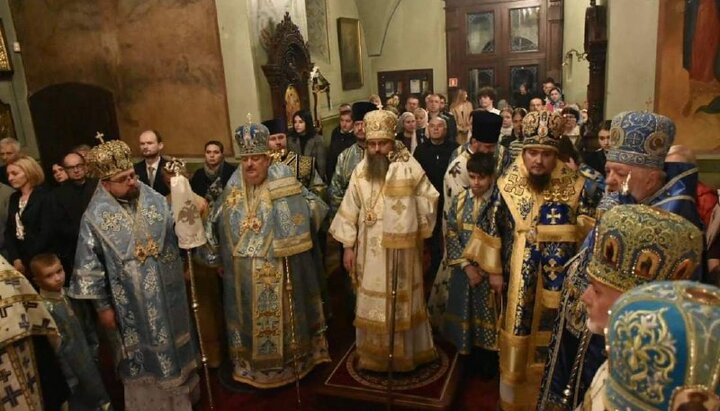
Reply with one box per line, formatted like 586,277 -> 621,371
330,153 -> 439,372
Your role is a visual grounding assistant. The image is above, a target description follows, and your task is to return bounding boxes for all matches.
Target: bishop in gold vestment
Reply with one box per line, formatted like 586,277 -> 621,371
463,112 -> 601,411
330,109 -> 439,372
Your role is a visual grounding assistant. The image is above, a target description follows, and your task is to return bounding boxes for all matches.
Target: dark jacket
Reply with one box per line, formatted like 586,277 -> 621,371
413,138 -> 458,209
288,132 -> 327,181
190,161 -> 237,199
5,185 -> 55,269
416,128 -> 429,146
512,92 -> 532,110
134,158 -> 169,196
52,178 -> 98,277
582,149 -> 606,177
326,127 -> 355,180
0,183 -> 14,260
396,132 -> 413,152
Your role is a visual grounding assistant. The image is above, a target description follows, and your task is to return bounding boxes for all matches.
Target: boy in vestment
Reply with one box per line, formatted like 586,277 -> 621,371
442,152 -> 498,377
31,253 -> 112,411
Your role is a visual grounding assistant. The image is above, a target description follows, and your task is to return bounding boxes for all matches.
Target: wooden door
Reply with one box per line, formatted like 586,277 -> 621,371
446,0 -> 563,105
377,69 -> 434,107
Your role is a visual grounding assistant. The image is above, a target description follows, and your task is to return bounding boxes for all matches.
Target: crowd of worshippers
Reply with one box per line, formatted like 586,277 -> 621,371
2,77 -> 720,411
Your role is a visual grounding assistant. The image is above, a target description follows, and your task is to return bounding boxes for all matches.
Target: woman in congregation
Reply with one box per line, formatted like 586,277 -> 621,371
5,155 -> 54,276
450,89 -> 473,144
499,107 -> 514,139
414,107 -> 430,146
396,111 -> 419,153
50,162 -> 68,185
545,87 -> 565,112
288,109 -> 328,180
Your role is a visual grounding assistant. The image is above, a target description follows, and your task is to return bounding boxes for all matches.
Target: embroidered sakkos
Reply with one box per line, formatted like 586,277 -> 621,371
463,156 -> 601,411
69,183 -> 197,390
329,149 -> 440,372
206,162 -> 330,388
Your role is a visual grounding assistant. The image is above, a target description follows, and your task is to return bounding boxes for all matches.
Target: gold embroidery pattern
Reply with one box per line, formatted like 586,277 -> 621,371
544,175 -> 577,202
291,213 -> 305,226
225,187 -> 244,208
611,307 -> 675,405
387,148 -> 410,163
253,262 -> 283,362
504,173 -> 527,196
100,211 -> 127,232
391,200 -> 406,215
588,205 -> 702,292
297,155 -> 315,186
141,205 -> 163,224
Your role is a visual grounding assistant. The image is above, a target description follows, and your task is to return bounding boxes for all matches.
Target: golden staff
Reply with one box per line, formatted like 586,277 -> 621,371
284,257 -> 303,410
386,249 -> 400,411
187,249 -> 216,410
562,328 -> 591,408
166,157 -> 216,410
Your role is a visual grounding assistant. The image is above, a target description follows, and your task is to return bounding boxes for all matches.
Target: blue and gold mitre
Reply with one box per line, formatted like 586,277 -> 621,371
606,111 -> 675,169
234,115 -> 269,157
604,281 -> 720,411
588,205 -> 702,292
522,110 -> 564,151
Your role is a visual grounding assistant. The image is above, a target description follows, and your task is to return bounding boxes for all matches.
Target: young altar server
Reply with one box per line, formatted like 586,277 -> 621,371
442,152 -> 498,377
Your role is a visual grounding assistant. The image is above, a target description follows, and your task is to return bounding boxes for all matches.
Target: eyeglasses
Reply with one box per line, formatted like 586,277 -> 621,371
106,173 -> 137,184
64,164 -> 85,171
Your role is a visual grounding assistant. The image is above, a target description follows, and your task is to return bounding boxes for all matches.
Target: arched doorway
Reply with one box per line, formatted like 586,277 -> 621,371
29,82 -> 120,165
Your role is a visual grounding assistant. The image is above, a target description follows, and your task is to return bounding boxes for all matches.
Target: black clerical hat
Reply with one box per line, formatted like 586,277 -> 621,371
352,102 -> 378,122
471,110 -> 503,144
262,119 -> 286,135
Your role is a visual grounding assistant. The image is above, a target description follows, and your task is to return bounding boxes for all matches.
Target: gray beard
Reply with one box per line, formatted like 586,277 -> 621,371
366,153 -> 389,182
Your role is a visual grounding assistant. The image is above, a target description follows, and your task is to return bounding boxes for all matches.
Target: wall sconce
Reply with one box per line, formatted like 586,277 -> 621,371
563,48 -> 588,67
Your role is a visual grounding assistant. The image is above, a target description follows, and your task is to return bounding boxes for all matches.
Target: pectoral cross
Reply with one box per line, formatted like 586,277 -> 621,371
241,216 -> 262,233
95,131 -> 105,143
547,208 -> 561,224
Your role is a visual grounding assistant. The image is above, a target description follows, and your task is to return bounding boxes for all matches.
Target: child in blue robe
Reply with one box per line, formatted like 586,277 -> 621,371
442,153 -> 499,377
31,253 -> 112,411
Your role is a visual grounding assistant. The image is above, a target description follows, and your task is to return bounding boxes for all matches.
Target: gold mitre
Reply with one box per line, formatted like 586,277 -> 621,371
86,132 -> 134,179
364,109 -> 398,141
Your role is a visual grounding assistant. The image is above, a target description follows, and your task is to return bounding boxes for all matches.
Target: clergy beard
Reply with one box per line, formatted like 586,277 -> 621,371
527,173 -> 551,192
585,318 -> 604,335
366,153 -> 389,182
121,186 -> 140,201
